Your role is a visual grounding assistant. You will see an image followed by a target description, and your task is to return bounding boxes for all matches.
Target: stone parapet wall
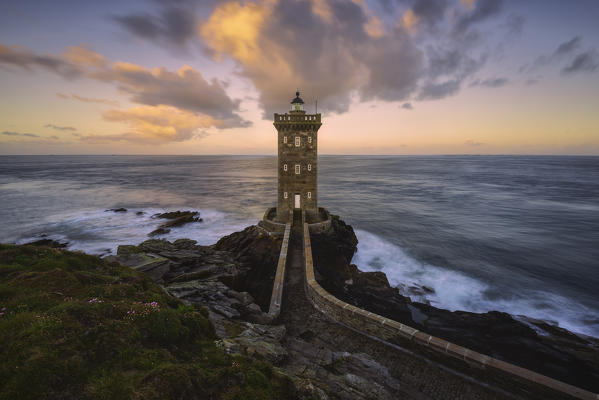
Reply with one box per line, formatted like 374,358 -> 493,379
260,207 -> 287,233
267,222 -> 291,321
302,222 -> 597,400
307,207 -> 331,234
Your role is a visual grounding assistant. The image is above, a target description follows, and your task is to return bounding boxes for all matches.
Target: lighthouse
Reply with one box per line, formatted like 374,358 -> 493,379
273,92 -> 322,222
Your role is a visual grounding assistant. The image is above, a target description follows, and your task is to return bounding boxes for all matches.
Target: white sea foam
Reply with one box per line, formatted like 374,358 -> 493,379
16,208 -> 254,257
353,229 -> 599,338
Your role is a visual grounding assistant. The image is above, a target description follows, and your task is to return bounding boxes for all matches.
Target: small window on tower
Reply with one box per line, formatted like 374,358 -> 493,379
284,192 -> 288,199
307,192 -> 312,199
283,136 -> 287,143
308,164 -> 312,171
295,137 -> 300,147
283,164 -> 287,171
295,164 -> 300,174
308,136 -> 312,143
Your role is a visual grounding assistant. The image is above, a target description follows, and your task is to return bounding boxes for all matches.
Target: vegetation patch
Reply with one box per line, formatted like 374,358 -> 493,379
0,244 -> 295,400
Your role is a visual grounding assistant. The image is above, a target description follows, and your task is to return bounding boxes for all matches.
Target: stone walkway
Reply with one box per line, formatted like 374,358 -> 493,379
278,214 -> 512,400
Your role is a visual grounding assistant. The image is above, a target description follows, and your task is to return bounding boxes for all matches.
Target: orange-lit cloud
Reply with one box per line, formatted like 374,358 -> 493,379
401,9 -> 419,33
82,105 -> 214,144
62,45 -> 106,67
200,1 -> 270,64
310,0 -> 333,23
200,0 -> 422,116
0,44 -> 249,133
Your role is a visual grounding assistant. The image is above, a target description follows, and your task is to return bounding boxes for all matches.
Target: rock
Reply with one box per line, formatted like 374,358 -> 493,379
148,227 -> 171,236
106,207 -> 127,212
116,245 -> 140,255
215,225 -> 281,310
113,252 -> 173,282
25,239 -> 68,248
149,211 -> 202,237
135,211 -> 144,215
173,238 -> 198,249
216,323 -> 288,364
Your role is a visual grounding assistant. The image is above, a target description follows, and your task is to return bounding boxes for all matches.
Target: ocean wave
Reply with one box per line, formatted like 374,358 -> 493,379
353,229 -> 599,338
15,208 -> 253,257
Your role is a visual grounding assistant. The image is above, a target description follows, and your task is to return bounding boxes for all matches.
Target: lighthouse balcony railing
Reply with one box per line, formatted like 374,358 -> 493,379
274,114 -> 321,123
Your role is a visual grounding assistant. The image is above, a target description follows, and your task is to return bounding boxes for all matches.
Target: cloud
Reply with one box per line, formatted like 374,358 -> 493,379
417,46 -> 485,100
453,0 -> 503,36
113,4 -> 197,48
417,79 -> 461,100
2,131 -> 39,138
411,0 -> 448,30
470,77 -> 508,88
401,102 -> 413,110
555,36 -> 582,56
44,124 -> 76,131
502,14 -> 524,38
0,44 -> 82,78
57,92 -> 120,106
62,45 -> 106,67
521,36 -> 592,75
98,63 -> 248,127
81,105 -> 214,144
0,44 -> 249,130
201,0 -> 425,116
561,50 -> 599,75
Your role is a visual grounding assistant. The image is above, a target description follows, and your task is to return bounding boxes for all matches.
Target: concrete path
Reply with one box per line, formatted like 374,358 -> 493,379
278,214 -> 511,400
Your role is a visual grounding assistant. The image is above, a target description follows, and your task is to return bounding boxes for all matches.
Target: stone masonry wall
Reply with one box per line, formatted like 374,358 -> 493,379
267,222 -> 291,320
274,112 -> 321,222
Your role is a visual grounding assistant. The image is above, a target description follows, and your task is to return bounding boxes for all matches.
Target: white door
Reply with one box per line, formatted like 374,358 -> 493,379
294,194 -> 300,209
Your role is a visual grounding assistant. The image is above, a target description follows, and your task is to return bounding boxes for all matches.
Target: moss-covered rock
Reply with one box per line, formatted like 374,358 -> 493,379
0,244 -> 296,400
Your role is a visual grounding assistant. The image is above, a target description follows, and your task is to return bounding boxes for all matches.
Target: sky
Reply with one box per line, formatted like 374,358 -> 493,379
0,0 -> 598,155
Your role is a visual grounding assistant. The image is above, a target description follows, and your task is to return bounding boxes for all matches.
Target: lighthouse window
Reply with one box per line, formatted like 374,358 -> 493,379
283,164 -> 287,171
295,164 -> 300,174
308,164 -> 312,171
283,136 -> 287,143
284,192 -> 288,199
308,136 -> 312,143
307,192 -> 312,199
295,136 -> 300,147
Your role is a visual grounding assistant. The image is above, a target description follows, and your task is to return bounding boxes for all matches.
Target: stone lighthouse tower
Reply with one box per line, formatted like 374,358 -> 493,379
273,91 -> 322,222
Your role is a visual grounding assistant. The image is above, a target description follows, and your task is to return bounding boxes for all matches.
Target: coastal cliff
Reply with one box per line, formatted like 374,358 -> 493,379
3,215 -> 598,399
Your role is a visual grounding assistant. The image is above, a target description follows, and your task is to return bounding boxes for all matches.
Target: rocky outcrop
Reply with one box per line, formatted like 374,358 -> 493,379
149,211 -> 203,236
108,225 -> 420,399
106,216 -> 599,397
106,207 -> 127,212
310,216 -> 599,394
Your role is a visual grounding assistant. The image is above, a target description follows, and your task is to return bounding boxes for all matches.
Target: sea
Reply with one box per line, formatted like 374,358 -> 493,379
1,155 -> 598,338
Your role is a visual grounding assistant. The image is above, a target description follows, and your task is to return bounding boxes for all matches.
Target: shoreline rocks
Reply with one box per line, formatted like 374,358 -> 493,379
105,215 -> 599,395
149,210 -> 203,236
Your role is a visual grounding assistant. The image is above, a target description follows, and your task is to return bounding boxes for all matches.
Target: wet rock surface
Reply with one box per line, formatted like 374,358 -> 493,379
148,210 -> 203,236
311,215 -> 599,394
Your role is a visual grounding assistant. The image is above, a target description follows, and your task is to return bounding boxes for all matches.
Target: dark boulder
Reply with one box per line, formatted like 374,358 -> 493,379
149,211 -> 202,236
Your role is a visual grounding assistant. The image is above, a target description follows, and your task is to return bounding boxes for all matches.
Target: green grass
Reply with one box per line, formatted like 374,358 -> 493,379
0,244 -> 295,400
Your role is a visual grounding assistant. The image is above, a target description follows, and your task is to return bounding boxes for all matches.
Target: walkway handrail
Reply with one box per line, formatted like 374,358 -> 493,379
267,221 -> 291,319
302,222 -> 597,400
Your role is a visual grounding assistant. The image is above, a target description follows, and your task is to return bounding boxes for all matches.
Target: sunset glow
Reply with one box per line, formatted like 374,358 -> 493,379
1,0 -> 598,155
